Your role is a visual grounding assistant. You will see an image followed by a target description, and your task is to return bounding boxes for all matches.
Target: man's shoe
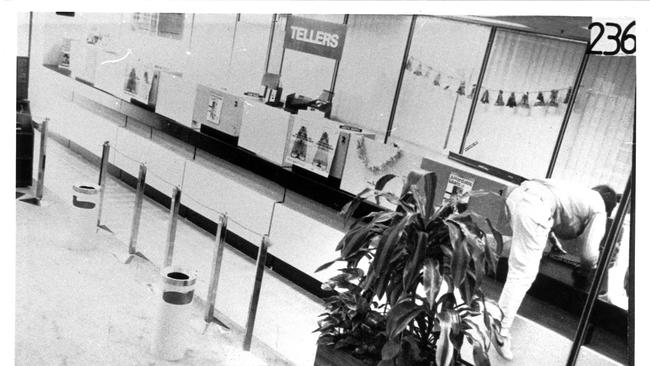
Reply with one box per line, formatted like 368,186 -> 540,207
495,334 -> 514,361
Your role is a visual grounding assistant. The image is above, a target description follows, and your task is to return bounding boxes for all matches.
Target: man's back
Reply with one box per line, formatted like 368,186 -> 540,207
533,179 -> 606,240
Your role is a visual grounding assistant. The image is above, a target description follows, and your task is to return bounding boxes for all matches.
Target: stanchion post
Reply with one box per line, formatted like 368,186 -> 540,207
164,186 -> 182,268
34,118 -> 49,200
96,141 -> 111,227
243,235 -> 270,351
204,213 -> 228,323
128,163 -> 147,255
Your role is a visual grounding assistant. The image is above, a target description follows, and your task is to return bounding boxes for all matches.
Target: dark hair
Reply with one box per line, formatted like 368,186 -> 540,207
592,185 -> 617,217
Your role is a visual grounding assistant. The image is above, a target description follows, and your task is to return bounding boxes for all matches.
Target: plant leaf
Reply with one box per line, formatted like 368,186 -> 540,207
422,172 -> 438,219
422,259 -> 442,310
436,310 -> 455,366
399,171 -> 424,198
472,341 -> 491,366
386,301 -> 423,339
485,217 -> 504,257
410,184 -> 427,215
339,187 -> 372,226
381,338 -> 401,360
372,215 -> 410,298
402,232 -> 427,292
341,227 -> 372,259
450,236 -> 470,288
375,174 -> 398,191
446,221 -> 463,250
315,259 -> 340,273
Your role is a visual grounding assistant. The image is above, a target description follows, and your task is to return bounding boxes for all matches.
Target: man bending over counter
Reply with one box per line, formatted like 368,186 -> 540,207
495,179 -> 617,361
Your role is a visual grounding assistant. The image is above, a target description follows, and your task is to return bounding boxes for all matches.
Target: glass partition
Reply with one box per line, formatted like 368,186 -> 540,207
225,14 -> 273,96
330,14 -> 411,136
462,30 -> 586,179
389,17 -> 491,155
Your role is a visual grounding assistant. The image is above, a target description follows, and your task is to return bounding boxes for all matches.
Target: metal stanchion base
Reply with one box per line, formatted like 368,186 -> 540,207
19,196 -> 40,206
206,315 -> 231,330
124,251 -> 151,265
98,224 -> 113,233
19,196 -> 53,207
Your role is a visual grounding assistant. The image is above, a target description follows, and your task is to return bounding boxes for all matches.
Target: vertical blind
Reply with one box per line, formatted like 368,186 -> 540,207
552,56 -> 635,192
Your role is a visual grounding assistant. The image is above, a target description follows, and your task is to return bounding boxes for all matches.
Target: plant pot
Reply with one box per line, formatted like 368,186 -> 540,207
314,344 -> 369,366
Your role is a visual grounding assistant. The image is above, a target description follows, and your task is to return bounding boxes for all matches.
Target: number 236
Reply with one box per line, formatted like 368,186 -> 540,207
588,21 -> 636,55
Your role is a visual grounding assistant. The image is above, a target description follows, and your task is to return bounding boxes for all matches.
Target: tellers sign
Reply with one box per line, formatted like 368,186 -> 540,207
284,16 -> 347,61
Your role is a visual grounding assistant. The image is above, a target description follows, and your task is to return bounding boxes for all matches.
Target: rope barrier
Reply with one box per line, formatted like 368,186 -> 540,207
182,193 -> 266,239
112,147 -> 144,165
147,169 -> 178,190
109,145 -> 269,240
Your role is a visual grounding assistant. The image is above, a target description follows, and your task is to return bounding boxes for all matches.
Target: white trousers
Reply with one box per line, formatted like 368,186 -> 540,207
498,181 -> 554,334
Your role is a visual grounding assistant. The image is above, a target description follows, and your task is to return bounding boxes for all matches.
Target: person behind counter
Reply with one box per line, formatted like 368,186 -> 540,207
495,179 -> 617,361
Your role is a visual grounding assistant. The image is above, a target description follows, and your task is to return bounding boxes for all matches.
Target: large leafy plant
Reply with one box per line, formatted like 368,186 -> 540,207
316,171 -> 506,366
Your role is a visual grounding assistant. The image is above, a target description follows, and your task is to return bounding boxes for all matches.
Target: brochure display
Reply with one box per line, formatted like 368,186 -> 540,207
123,61 -> 158,105
193,85 -> 244,137
286,114 -> 340,177
442,172 -> 475,206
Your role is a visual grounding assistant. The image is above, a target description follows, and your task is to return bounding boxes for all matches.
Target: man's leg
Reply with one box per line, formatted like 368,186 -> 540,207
497,188 -> 552,359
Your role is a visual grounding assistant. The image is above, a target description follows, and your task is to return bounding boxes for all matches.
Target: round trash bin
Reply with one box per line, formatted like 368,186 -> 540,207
70,183 -> 100,250
152,266 -> 197,361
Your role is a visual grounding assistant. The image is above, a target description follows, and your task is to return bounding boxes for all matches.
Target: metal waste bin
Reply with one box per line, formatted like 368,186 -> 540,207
153,266 -> 197,361
70,183 -> 100,250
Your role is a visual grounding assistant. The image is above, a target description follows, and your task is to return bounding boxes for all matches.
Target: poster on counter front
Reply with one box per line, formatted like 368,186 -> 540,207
442,172 -> 475,206
286,116 -> 340,177
206,93 -> 223,124
123,61 -> 157,104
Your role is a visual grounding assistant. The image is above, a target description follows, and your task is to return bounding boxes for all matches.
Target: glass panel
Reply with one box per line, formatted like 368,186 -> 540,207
17,12 -> 31,57
389,17 -> 491,156
330,15 -> 410,136
266,14 -> 285,75
185,14 -> 237,88
463,30 -> 586,179
552,56 -> 634,193
225,14 -> 272,96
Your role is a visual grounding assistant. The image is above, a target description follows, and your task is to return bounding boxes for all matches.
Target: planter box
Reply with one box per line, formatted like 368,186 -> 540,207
314,344 -> 368,366
314,343 -> 474,366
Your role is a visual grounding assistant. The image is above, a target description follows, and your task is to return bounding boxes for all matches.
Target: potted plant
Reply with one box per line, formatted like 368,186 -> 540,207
315,171 -> 506,366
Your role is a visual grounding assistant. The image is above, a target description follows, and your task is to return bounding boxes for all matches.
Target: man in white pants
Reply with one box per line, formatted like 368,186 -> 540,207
495,179 -> 617,360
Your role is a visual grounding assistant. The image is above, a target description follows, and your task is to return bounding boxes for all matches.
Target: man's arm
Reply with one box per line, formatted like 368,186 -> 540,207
548,232 -> 567,255
578,212 -> 608,269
